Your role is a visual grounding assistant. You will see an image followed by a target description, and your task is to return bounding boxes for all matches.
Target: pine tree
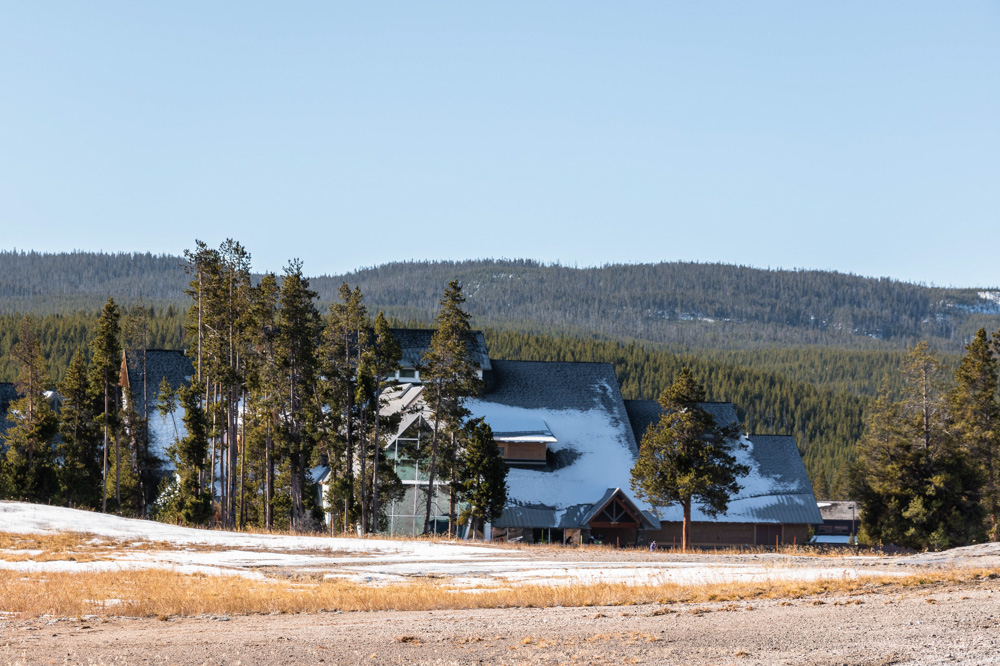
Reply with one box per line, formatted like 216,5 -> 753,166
360,311 -> 402,532
172,383 -> 212,525
89,298 -> 122,512
948,328 -> 1000,540
629,368 -> 746,551
456,418 -> 508,538
122,301 -> 155,513
57,349 -> 102,507
275,259 -> 322,530
246,272 -> 282,530
420,280 -> 480,535
1,316 -> 58,500
851,344 -> 985,550
318,283 -> 368,532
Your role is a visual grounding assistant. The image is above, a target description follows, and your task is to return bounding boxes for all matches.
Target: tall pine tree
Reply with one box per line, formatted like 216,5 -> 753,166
630,368 -> 746,551
57,349 -> 102,507
420,280 -> 480,535
948,328 -> 1000,540
852,344 -> 985,550
89,298 -> 122,513
1,316 -> 58,501
456,418 -> 508,538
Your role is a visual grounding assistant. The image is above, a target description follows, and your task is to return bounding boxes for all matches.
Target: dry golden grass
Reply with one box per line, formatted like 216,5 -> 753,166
0,565 -> 995,620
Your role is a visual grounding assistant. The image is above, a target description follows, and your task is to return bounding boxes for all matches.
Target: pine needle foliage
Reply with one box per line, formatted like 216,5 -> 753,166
630,368 -> 746,550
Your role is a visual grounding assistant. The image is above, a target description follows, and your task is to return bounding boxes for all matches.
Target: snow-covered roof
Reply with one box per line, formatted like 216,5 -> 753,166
468,360 -> 640,527
624,398 -> 822,525
123,349 -> 194,416
123,350 -> 194,463
482,413 -> 556,443
812,535 -> 854,544
817,500 -> 859,522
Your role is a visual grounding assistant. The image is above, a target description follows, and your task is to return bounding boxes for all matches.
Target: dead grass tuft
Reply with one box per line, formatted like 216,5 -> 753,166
395,635 -> 420,644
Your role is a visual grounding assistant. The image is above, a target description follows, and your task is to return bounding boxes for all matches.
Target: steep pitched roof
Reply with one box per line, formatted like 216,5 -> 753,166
624,400 -> 739,443
389,328 -> 491,371
123,350 -> 194,462
123,349 -> 194,414
623,400 -> 822,525
468,361 -> 640,527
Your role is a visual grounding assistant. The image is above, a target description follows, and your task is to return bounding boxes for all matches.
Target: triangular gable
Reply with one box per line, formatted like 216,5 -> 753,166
580,488 -> 658,530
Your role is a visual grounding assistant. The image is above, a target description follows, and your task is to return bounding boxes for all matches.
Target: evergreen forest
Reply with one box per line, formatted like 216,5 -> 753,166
0,244 -> 1000,532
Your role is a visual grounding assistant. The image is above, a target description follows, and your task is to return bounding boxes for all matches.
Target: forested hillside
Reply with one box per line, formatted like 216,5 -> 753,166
3,251 -> 999,352
320,260 -> 1000,352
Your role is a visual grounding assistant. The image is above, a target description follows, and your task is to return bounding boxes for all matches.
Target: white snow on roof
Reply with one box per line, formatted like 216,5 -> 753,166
466,400 -> 635,510
479,412 -> 556,442
648,435 -> 803,523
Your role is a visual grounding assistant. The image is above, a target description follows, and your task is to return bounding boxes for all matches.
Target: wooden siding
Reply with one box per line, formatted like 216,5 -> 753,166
647,523 -> 812,548
499,440 -> 547,462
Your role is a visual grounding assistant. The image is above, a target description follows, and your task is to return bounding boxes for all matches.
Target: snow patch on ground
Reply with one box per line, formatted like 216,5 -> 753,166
0,502 -> 975,589
0,502 -> 498,558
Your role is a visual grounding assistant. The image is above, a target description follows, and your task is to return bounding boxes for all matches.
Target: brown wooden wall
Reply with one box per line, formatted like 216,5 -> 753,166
500,441 -> 547,461
647,522 -> 812,548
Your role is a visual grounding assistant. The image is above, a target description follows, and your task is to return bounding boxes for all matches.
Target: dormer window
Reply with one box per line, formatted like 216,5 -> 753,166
396,368 -> 418,382
482,415 -> 556,465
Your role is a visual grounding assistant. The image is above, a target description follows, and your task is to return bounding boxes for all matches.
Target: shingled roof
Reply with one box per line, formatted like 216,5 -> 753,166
624,400 -> 740,443
389,328 -> 491,371
467,360 -> 640,529
124,350 -> 194,412
623,399 -> 821,525
124,350 -> 194,460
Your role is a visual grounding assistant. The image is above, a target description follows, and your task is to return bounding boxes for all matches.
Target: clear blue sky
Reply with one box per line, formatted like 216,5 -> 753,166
2,3 -> 998,286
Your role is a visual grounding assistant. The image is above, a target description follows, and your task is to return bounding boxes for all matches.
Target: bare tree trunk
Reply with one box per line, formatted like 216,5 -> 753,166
265,417 -> 273,530
448,432 -> 457,537
344,383 -> 354,531
422,388 -> 443,535
102,372 -> 108,513
682,499 -> 692,552
208,380 -> 217,525
239,389 -> 246,530
370,385 -> 381,534
115,388 -> 121,512
359,402 -> 368,534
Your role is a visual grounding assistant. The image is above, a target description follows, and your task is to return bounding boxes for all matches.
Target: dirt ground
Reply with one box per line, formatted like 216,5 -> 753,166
3,578 -> 999,666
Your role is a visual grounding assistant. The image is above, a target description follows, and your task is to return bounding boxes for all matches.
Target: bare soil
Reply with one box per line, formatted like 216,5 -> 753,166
3,578 -> 999,665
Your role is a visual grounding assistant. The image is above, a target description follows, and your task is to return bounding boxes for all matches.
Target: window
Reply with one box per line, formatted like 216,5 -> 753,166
399,368 -> 417,379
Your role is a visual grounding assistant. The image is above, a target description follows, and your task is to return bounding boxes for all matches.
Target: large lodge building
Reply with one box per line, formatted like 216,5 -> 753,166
322,329 -> 823,547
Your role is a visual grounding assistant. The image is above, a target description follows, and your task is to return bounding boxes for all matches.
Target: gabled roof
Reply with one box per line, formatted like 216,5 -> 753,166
624,400 -> 739,443
577,488 -> 659,530
123,350 -> 194,414
469,361 -> 641,526
495,489 -> 659,530
389,328 -> 491,371
623,401 -> 822,525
